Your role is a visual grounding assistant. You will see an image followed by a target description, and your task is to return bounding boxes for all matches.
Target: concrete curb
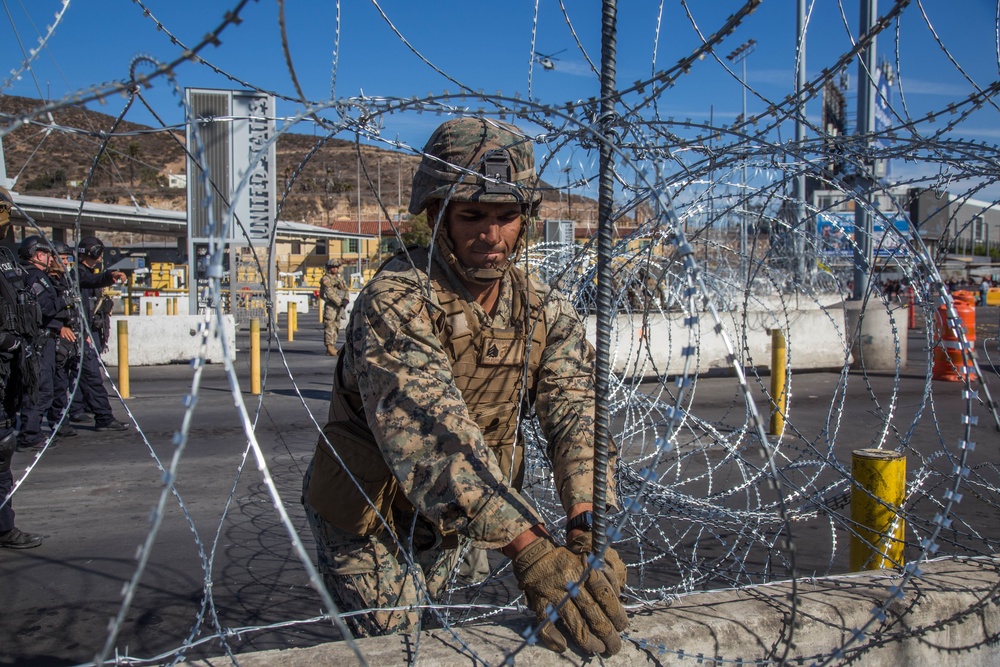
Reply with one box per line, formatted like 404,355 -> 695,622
186,555 -> 1000,666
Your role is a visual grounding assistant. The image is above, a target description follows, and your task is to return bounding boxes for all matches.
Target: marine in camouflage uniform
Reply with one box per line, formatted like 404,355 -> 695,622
303,118 -> 629,655
320,259 -> 349,356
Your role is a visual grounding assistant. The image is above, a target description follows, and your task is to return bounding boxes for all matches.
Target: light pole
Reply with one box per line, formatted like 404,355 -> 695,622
727,38 -> 756,275
356,153 -> 362,279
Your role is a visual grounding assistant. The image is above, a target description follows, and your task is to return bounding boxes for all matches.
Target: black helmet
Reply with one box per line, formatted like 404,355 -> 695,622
52,240 -> 74,256
78,236 -> 105,260
18,235 -> 52,260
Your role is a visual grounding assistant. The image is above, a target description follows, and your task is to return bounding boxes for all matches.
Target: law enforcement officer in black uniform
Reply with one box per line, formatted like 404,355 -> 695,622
47,240 -> 82,437
0,187 -> 43,548
15,234 -> 74,452
68,236 -> 128,432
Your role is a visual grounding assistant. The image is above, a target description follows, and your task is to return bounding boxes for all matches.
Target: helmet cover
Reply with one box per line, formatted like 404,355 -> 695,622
408,117 -> 541,216
410,118 -> 541,283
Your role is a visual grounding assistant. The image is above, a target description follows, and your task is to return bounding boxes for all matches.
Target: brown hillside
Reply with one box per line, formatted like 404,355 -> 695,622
0,95 -> 590,227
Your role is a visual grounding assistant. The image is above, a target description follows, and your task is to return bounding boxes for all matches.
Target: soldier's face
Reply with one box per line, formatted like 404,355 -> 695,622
445,201 -> 522,271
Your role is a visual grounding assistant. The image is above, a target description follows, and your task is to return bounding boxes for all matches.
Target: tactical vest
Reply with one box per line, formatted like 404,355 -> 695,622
306,251 -> 547,537
0,246 -> 42,401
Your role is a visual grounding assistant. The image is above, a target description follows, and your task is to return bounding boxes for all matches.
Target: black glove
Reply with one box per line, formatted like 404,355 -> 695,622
512,537 -> 628,655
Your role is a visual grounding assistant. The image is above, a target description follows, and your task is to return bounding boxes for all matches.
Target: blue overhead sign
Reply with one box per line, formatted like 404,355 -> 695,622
817,212 -> 910,257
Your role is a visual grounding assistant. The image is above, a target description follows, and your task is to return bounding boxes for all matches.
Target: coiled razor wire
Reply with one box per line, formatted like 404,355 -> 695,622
1,0 -> 999,665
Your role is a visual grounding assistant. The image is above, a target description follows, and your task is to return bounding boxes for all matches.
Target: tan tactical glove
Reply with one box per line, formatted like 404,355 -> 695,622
567,531 -> 628,598
512,536 -> 629,655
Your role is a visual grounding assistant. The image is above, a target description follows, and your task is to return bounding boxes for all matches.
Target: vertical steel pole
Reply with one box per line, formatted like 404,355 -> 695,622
794,0 -> 809,285
853,0 -> 877,300
593,0 -> 618,554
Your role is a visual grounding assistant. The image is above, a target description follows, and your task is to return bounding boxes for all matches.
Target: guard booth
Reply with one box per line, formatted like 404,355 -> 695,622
185,88 -> 277,328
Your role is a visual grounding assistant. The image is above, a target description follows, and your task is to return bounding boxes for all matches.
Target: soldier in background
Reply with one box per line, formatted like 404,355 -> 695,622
0,187 -> 43,548
319,258 -> 349,356
302,118 -> 628,655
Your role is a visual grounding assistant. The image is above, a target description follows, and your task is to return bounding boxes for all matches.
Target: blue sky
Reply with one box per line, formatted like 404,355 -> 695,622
3,1 -> 998,199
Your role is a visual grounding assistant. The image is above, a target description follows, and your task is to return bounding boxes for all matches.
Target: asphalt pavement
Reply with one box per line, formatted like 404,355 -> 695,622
1,306 -> 997,667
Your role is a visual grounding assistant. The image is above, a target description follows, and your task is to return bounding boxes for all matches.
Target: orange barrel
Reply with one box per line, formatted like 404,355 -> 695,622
932,292 -> 977,382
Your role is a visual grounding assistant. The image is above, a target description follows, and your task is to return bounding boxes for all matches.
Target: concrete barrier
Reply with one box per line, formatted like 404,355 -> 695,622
587,298 -> 853,378
185,555 -> 1000,667
277,292 -> 310,314
100,315 -> 237,366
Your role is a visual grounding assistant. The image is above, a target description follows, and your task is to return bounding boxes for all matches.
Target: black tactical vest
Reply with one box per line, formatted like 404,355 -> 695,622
0,245 -> 42,398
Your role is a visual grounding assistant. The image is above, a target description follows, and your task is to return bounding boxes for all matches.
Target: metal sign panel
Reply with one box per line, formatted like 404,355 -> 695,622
545,219 -> 575,245
230,93 -> 276,246
185,88 -> 276,320
186,90 -> 230,241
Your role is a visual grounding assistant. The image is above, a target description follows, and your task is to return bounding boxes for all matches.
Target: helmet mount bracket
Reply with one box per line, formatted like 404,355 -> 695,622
482,149 -> 516,198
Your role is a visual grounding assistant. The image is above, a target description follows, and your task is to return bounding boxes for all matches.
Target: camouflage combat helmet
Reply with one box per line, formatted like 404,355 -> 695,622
409,117 -> 541,283
326,257 -> 341,268
409,117 -> 541,216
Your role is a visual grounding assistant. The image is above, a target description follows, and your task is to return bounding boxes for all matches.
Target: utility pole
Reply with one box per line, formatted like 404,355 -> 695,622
727,39 -> 756,278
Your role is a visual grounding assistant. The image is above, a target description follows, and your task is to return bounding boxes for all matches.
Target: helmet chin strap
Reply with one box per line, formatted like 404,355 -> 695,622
434,230 -> 507,284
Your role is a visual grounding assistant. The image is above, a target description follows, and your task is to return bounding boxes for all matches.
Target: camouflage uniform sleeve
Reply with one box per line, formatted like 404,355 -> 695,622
532,282 -> 618,514
346,273 -> 542,549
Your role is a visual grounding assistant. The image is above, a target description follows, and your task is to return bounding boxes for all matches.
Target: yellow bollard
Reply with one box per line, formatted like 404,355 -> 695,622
117,320 -> 130,399
250,318 -> 261,395
287,302 -> 296,342
850,449 -> 906,571
769,329 -> 788,436
125,273 -> 134,315
166,298 -> 173,316
319,300 -> 324,324
290,301 -> 298,333
171,297 -> 178,316
145,302 -> 152,316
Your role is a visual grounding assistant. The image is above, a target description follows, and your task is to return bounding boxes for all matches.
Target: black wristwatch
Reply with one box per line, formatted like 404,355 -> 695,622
566,511 -> 593,533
